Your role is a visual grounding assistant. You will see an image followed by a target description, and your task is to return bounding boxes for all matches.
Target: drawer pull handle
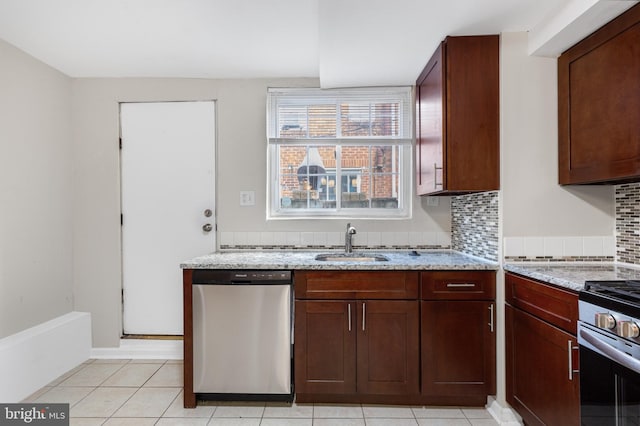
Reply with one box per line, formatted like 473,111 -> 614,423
446,283 -> 476,288
488,304 -> 494,333
568,340 -> 579,380
362,302 -> 366,331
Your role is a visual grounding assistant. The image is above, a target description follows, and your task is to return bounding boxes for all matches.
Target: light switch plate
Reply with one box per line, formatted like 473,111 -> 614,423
240,191 -> 255,206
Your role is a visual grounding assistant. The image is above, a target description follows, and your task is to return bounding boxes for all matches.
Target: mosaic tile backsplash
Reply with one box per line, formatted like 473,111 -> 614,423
616,182 -> 640,265
451,191 -> 499,262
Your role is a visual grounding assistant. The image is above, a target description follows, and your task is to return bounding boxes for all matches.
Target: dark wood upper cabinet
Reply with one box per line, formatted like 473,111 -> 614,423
558,4 -> 640,185
415,35 -> 500,195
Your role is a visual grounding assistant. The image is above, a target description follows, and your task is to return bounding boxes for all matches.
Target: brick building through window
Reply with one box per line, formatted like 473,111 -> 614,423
267,88 -> 411,218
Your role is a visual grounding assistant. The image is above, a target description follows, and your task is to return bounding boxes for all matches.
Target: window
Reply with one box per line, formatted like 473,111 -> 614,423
267,87 -> 412,219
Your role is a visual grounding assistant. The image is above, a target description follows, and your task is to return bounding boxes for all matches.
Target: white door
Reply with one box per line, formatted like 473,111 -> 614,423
120,101 -> 216,335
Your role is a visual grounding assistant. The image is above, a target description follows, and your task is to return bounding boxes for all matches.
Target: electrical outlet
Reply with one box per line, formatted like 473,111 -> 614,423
240,191 -> 255,206
426,197 -> 439,207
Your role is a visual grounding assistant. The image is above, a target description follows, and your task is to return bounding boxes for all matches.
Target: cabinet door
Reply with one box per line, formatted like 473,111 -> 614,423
421,301 -> 495,403
357,300 -> 420,395
415,35 -> 499,196
416,42 -> 445,195
294,300 -> 356,394
506,305 -> 580,426
445,35 -> 499,193
558,5 -> 640,184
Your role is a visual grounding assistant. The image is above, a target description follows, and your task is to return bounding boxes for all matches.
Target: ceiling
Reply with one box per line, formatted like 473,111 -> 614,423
0,0 -> 622,87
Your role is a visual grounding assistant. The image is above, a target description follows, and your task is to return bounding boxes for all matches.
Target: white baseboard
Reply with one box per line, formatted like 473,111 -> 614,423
487,396 -> 523,425
91,338 -> 183,359
0,312 -> 91,403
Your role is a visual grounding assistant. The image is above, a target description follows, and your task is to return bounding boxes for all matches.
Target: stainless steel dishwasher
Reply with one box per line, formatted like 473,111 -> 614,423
191,270 -> 293,401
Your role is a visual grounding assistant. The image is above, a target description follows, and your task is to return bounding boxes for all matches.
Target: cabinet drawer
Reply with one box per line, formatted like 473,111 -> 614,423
421,271 -> 495,300
505,272 -> 578,335
295,270 -> 419,300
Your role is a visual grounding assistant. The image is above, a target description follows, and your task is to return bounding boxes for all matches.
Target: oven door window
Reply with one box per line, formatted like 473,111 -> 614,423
617,368 -> 640,425
581,346 -> 640,425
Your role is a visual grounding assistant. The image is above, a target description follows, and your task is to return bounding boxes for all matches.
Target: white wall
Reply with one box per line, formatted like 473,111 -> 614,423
493,31 -> 616,408
71,78 -> 450,347
501,32 -> 614,239
0,39 -> 74,339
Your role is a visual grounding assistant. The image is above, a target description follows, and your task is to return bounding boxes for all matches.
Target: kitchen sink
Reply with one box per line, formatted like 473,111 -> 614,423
315,253 -> 389,262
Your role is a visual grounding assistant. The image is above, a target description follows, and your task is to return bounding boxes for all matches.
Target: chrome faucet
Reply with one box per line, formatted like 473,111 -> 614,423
345,223 -> 357,254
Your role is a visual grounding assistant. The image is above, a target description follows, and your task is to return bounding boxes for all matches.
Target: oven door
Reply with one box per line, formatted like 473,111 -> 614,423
579,323 -> 640,425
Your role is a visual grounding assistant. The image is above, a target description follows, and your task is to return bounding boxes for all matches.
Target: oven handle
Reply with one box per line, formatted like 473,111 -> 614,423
580,328 -> 640,375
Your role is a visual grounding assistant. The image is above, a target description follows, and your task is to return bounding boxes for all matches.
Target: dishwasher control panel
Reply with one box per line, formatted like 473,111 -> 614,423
192,269 -> 292,285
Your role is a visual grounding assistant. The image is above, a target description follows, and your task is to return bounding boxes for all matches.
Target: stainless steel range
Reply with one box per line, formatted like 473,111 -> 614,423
579,280 -> 640,425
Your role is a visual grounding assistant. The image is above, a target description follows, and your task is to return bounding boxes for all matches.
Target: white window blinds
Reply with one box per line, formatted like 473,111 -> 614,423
267,87 -> 413,142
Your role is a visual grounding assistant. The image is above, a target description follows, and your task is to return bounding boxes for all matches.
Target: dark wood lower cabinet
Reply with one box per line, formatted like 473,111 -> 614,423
356,300 -> 420,395
506,304 -> 580,426
421,301 -> 495,405
294,300 -> 356,395
294,299 -> 419,401
293,270 -> 496,405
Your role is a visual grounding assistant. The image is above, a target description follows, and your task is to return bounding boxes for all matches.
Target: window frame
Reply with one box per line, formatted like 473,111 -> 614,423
266,87 -> 413,220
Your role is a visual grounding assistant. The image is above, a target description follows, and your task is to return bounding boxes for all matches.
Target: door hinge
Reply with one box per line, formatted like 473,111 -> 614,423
119,138 -> 122,149
120,214 -> 123,226
121,288 -> 124,304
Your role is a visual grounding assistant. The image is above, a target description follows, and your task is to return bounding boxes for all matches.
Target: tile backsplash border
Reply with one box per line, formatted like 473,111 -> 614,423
503,236 -> 616,261
219,231 -> 452,251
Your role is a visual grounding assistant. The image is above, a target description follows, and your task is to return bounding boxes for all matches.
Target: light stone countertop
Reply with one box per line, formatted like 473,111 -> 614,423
180,250 -> 499,271
504,262 -> 640,292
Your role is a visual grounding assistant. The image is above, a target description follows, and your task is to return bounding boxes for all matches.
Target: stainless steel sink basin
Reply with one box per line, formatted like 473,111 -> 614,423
315,253 -> 389,262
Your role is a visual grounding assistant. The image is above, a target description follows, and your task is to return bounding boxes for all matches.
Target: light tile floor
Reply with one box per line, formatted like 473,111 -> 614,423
23,359 -> 499,426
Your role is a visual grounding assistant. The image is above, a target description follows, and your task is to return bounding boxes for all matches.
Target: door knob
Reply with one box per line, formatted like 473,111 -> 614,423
202,223 -> 213,232
204,209 -> 212,217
